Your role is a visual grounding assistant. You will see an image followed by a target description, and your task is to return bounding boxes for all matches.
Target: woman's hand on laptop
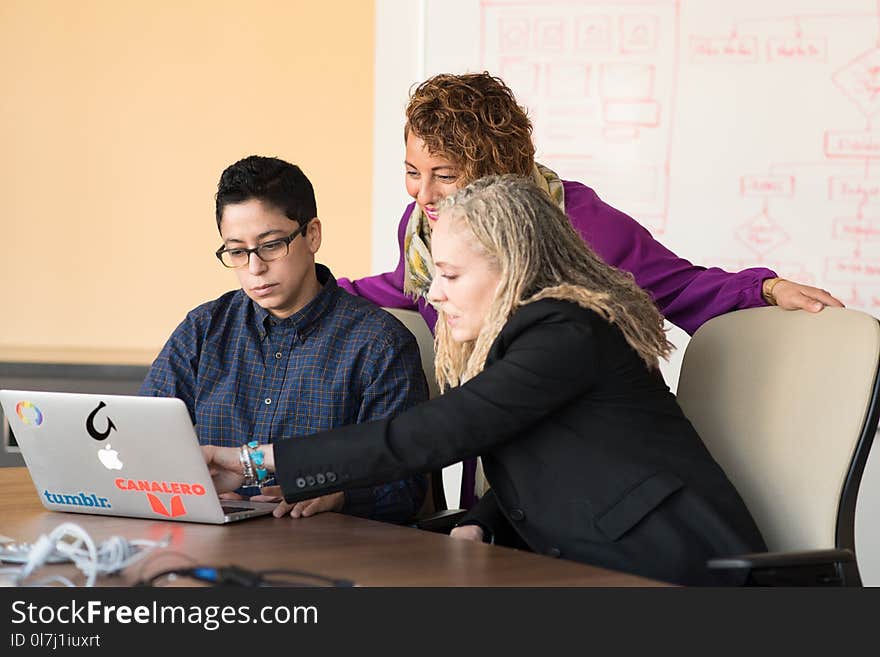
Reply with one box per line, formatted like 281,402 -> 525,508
272,493 -> 345,519
201,445 -> 245,493
249,486 -> 342,516
249,486 -> 284,503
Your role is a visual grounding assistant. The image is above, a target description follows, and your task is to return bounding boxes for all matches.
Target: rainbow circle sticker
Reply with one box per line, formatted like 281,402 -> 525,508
16,401 -> 43,426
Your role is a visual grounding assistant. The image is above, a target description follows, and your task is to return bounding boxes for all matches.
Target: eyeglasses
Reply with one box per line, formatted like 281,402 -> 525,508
215,221 -> 311,269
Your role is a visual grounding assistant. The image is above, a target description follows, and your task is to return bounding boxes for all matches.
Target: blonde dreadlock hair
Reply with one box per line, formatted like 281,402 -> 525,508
433,175 -> 673,391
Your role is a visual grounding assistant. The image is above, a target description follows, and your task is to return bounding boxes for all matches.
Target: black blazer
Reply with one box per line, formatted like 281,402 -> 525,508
275,299 -> 766,585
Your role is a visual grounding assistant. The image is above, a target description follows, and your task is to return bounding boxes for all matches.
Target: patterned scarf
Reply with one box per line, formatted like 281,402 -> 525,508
401,163 -> 565,499
402,162 -> 565,302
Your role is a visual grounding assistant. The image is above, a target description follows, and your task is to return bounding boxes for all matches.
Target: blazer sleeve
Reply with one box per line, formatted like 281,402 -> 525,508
273,302 -> 599,503
456,488 -> 506,540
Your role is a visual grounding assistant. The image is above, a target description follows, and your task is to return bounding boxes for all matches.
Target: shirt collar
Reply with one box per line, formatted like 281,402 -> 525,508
250,264 -> 339,339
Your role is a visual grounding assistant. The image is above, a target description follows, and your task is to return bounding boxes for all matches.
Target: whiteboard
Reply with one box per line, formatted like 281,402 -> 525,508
373,0 -> 880,584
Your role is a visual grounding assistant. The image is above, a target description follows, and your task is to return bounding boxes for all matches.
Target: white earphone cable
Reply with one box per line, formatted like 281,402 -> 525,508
8,522 -> 169,587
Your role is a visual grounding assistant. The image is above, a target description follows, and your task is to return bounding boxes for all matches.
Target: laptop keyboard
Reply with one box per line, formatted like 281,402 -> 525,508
221,505 -> 255,515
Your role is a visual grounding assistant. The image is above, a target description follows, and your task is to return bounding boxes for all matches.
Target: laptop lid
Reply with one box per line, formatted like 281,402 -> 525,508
0,390 -> 276,524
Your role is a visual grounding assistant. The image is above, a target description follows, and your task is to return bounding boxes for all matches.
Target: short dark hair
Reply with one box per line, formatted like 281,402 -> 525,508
215,156 -> 317,231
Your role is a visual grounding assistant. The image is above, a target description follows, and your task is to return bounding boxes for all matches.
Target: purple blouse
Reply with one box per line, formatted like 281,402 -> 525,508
339,180 -> 775,335
338,180 -> 776,510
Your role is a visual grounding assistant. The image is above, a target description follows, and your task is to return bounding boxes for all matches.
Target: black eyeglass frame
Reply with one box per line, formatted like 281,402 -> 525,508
215,219 -> 312,269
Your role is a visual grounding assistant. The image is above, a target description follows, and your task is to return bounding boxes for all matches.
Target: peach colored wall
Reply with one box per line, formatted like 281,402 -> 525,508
0,0 -> 375,364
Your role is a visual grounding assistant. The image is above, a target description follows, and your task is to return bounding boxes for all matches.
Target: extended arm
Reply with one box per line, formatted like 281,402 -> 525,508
566,183 -> 843,334
202,304 -> 598,504
271,303 -> 597,501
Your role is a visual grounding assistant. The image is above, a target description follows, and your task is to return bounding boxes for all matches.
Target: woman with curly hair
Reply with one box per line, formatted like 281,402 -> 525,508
203,175 -> 766,586
337,71 -> 842,509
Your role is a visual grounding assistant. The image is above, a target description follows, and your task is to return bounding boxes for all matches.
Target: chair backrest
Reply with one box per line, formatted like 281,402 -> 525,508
676,307 -> 880,560
381,308 -> 447,514
382,308 -> 440,400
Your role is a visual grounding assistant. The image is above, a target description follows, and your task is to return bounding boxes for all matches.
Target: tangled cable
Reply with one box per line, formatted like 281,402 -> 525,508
0,522 -> 169,587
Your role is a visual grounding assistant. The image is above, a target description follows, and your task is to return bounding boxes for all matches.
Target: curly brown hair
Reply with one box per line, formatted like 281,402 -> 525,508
405,72 -> 535,184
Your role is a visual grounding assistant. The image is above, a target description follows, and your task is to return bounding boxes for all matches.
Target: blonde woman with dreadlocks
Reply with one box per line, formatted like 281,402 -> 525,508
336,71 -> 843,510
203,176 -> 766,586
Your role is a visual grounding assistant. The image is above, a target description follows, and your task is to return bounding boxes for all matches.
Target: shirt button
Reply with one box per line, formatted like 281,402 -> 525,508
264,398 -> 272,405
316,473 -> 326,485
275,352 -> 283,359
306,475 -> 316,486
509,509 -> 525,522
326,472 -> 337,483
295,478 -> 306,489
546,547 -> 561,558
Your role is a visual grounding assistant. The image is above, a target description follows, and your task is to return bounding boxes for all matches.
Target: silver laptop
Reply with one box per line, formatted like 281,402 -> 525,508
0,389 -> 277,524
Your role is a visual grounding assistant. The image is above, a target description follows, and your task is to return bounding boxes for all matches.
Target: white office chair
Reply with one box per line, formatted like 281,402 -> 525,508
382,307 -> 440,399
676,306 -> 880,585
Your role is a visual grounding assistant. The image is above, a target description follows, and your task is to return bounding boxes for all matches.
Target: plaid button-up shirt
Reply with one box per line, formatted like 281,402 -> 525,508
139,264 -> 428,522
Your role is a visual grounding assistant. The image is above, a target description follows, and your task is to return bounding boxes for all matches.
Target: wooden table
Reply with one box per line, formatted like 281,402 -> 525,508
0,468 -> 665,586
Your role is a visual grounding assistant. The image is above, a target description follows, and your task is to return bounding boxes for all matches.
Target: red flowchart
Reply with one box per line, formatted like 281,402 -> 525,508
480,0 -> 880,312
481,0 -> 678,233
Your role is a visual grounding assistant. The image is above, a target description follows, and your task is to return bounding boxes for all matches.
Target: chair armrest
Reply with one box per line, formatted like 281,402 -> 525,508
411,508 -> 468,534
708,548 -> 855,586
708,548 -> 854,569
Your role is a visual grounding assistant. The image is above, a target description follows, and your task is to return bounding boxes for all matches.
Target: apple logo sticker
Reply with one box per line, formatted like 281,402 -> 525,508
98,444 -> 123,470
